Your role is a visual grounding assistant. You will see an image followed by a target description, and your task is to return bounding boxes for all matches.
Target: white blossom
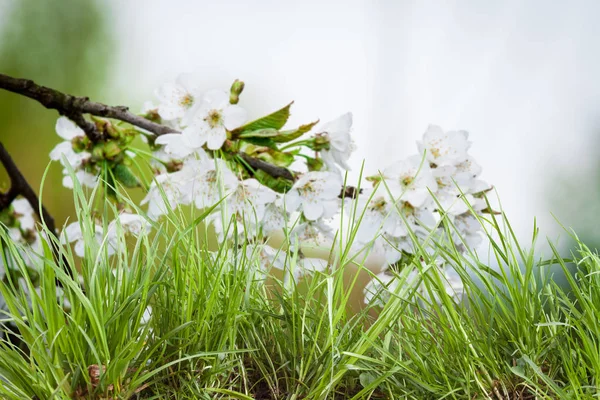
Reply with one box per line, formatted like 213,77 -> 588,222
452,213 -> 483,250
210,178 -> 277,238
318,112 -> 355,171
182,90 -> 247,150
62,169 -> 99,189
284,171 -> 341,220
190,159 -> 240,210
417,125 -> 470,167
50,117 -> 90,168
364,272 -> 400,307
141,172 -> 187,220
62,222 -> 116,257
246,244 -> 286,272
261,199 -> 288,236
289,220 -> 334,248
11,198 -> 35,231
297,257 -> 328,276
108,213 -> 151,236
361,233 -> 416,266
155,74 -> 202,121
381,155 -> 438,207
155,129 -> 205,159
348,187 -> 404,244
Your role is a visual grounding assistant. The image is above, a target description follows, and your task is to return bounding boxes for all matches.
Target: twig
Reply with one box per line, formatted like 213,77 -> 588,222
0,73 -> 176,136
339,186 -> 362,199
239,153 -> 295,181
0,73 -> 361,198
0,142 -> 56,235
0,142 -> 72,278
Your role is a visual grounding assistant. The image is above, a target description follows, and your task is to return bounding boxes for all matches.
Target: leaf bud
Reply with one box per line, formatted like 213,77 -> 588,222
229,79 -> 245,104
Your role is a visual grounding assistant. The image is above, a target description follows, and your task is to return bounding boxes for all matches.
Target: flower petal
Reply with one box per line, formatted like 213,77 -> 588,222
302,201 -> 323,221
222,105 -> 248,130
56,117 -> 84,140
203,89 -> 229,106
205,127 -> 227,150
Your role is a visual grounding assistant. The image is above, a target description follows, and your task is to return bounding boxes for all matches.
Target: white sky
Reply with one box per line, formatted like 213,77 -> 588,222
110,0 -> 600,247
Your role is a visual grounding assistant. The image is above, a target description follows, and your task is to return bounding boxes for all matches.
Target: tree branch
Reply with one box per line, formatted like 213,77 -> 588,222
0,73 -> 361,199
0,142 -> 57,236
0,142 -> 73,281
0,73 -> 176,136
239,153 -> 295,181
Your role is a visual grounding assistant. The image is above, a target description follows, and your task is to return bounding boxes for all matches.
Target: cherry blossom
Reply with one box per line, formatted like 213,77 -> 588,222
318,113 -> 356,171
182,90 -> 247,150
417,125 -> 471,167
284,171 -> 342,221
381,155 -> 438,208
11,198 -> 35,231
108,213 -> 151,236
49,117 -> 89,168
155,74 -> 202,121
62,222 -> 116,257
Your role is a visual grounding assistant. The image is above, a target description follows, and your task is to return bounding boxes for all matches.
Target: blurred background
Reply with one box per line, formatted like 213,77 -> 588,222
1,0 -> 600,255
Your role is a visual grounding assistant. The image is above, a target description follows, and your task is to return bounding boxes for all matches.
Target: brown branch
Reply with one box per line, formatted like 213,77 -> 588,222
239,153 -> 295,181
0,142 -> 73,279
0,73 -> 361,199
0,73 -> 176,136
339,186 -> 362,199
0,142 -> 57,236
63,111 -> 103,142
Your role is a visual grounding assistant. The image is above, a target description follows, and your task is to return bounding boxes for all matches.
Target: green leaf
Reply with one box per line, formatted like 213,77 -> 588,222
232,102 -> 293,134
254,169 -> 293,193
241,137 -> 277,149
113,163 -> 140,188
272,120 -> 319,143
238,128 -> 279,139
257,149 -> 295,167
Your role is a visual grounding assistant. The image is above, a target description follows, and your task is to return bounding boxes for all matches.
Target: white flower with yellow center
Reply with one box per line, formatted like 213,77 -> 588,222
182,90 -> 247,150
284,171 -> 341,221
381,155 -> 438,207
289,220 -> 334,248
155,74 -> 201,120
417,125 -> 470,167
210,178 -> 277,238
190,159 -> 240,210
141,171 -> 188,220
348,187 -> 403,244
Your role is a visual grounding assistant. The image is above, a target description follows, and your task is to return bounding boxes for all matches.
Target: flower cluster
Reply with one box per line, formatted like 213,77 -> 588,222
355,126 -> 490,304
0,198 -> 42,268
50,116 -> 139,194
37,75 -> 494,306
61,212 -> 150,257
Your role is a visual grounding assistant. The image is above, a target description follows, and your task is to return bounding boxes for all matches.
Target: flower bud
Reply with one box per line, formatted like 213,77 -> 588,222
103,141 -> 122,159
104,121 -> 120,139
309,134 -> 331,152
229,79 -> 245,104
72,136 -> 88,152
365,175 -> 382,185
91,145 -> 104,161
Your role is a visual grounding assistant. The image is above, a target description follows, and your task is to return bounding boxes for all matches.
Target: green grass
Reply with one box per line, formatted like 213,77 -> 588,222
1,188 -> 599,399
